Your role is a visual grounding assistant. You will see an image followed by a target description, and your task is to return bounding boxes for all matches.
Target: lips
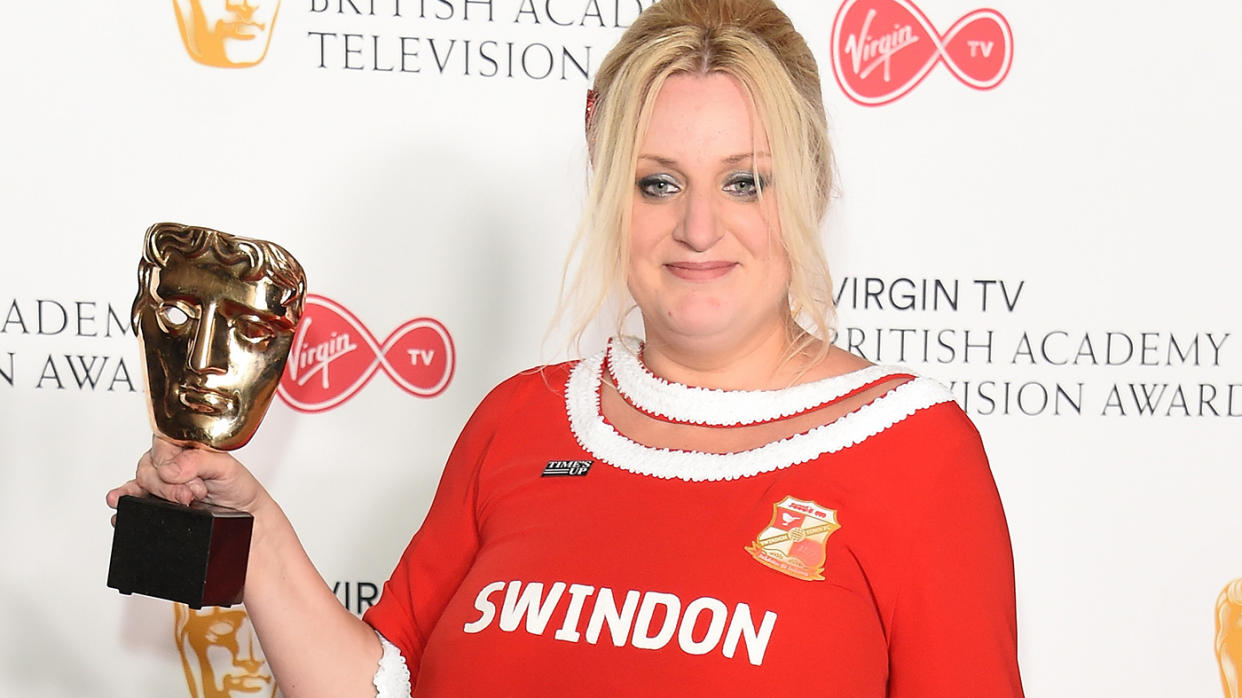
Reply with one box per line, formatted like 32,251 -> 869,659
665,261 -> 737,282
221,21 -> 265,40
177,384 -> 237,415
222,673 -> 271,692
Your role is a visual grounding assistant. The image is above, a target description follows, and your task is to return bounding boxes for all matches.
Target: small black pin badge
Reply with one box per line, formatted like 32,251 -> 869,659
542,460 -> 594,477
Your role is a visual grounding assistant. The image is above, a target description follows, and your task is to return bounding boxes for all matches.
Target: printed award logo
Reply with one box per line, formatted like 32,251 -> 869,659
174,604 -> 275,698
830,0 -> 1013,106
1218,578 -> 1242,697
173,0 -> 282,68
277,294 -> 455,412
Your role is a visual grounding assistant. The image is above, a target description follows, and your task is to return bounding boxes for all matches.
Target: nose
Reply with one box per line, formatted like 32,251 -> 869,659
234,629 -> 264,674
226,1 -> 257,17
187,304 -> 229,375
672,189 -> 724,252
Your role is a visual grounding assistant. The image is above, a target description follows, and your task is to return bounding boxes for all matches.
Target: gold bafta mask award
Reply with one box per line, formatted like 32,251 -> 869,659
107,222 -> 305,608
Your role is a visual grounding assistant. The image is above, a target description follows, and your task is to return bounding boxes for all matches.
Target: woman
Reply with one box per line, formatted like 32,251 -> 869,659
108,0 -> 1023,695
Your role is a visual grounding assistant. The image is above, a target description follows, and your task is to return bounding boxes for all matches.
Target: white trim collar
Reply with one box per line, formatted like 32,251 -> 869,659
607,337 -> 917,426
566,348 -> 954,482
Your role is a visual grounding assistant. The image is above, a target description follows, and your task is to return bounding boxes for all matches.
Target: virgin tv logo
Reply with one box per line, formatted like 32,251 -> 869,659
830,0 -> 1013,106
277,294 -> 455,413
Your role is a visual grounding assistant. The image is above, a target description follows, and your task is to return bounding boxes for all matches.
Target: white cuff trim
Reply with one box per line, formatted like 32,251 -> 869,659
372,631 -> 412,698
567,349 -> 955,482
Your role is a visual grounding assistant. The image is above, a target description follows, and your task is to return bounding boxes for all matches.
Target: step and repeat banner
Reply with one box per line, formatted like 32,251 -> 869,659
1,1 -> 1239,696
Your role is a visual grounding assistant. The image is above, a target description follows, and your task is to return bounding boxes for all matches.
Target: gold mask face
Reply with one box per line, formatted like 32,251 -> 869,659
172,0 -> 283,68
133,223 -> 305,451
175,604 -> 276,698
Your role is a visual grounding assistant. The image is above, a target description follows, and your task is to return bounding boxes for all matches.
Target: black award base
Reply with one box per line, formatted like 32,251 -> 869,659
107,494 -> 253,609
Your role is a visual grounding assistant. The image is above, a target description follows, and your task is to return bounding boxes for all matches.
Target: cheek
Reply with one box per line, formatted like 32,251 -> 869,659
735,215 -> 785,265
623,257 -> 646,301
749,224 -> 792,292
626,207 -> 667,285
229,337 -> 287,370
628,204 -> 667,255
205,644 -> 236,675
770,246 -> 792,291
769,236 -> 791,273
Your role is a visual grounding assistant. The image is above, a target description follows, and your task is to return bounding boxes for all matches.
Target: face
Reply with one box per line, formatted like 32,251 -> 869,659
627,72 -> 790,352
175,605 -> 275,698
173,0 -> 282,67
136,258 -> 296,451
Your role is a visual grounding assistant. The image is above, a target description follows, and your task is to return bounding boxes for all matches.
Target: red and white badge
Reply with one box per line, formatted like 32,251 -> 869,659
745,496 -> 841,582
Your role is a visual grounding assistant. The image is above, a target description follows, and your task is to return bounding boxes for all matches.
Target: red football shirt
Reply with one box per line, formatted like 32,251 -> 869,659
364,351 -> 1023,696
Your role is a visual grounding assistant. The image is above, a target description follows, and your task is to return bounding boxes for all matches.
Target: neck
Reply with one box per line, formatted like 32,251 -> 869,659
637,319 -> 823,391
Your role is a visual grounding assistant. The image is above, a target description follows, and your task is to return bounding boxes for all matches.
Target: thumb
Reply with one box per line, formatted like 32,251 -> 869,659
151,433 -> 191,465
173,446 -> 240,485
150,434 -> 234,485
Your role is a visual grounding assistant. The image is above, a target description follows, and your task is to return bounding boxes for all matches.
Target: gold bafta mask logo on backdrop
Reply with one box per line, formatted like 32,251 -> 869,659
173,0 -> 282,68
1218,578 -> 1242,697
175,604 -> 275,697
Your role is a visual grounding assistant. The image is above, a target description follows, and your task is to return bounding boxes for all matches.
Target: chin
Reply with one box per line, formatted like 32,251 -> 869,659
664,319 -> 743,343
155,414 -> 246,450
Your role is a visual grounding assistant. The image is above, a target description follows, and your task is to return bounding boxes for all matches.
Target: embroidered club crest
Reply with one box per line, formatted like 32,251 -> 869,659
745,496 -> 841,581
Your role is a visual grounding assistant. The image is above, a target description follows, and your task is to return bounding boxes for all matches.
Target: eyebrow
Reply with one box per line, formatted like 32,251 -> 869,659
637,152 -> 772,167
151,283 -> 292,326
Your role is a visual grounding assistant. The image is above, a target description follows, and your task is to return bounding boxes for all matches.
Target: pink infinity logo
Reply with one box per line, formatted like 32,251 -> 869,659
830,0 -> 1013,106
277,294 -> 455,413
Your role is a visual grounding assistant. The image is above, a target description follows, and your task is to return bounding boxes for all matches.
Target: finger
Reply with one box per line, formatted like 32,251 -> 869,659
183,477 -> 209,502
144,445 -> 206,486
105,479 -> 146,508
150,434 -> 190,469
162,484 -> 198,507
135,450 -> 199,506
134,450 -> 162,490
165,447 -> 240,487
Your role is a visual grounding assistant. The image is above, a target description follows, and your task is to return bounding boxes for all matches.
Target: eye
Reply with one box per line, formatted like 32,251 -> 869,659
204,618 -> 239,643
161,305 -> 189,326
637,174 -> 682,199
233,317 -> 276,344
157,302 -> 194,333
723,172 -> 766,199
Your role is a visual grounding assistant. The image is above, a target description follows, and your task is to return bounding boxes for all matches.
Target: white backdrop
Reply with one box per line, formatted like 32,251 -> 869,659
1,1 -> 1239,696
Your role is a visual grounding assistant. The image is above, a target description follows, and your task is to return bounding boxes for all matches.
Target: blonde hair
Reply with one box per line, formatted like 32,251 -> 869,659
558,0 -> 835,360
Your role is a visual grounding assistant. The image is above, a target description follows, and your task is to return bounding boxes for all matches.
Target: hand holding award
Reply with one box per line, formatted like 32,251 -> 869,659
107,222 -> 306,608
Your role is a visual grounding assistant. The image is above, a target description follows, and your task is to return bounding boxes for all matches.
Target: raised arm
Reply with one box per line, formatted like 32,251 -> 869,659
107,436 -> 384,698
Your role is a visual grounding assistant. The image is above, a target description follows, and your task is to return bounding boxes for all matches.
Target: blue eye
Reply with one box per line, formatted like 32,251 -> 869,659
638,174 -> 682,199
724,172 -> 766,199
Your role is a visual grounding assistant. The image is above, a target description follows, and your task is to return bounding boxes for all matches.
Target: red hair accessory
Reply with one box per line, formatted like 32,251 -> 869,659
585,88 -> 599,134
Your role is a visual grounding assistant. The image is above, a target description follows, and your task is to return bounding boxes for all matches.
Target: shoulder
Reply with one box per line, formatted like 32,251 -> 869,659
845,370 -> 972,447
889,376 -> 979,445
860,374 -> 991,487
470,359 -> 579,421
447,359 -> 581,457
